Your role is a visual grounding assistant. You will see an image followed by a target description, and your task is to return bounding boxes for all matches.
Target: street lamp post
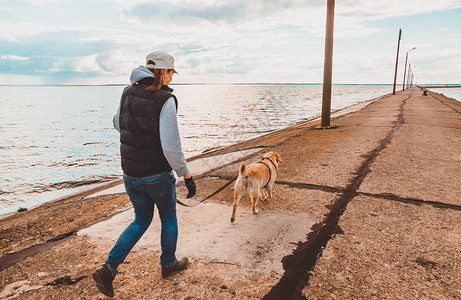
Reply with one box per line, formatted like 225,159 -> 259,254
402,47 -> 416,90
407,64 -> 411,87
411,66 -> 416,87
392,29 -> 402,95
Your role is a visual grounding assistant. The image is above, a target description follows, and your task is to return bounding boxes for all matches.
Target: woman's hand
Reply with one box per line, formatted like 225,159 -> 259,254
184,176 -> 196,198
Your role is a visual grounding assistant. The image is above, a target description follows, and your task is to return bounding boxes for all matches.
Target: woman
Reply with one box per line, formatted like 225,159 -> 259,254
92,51 -> 196,297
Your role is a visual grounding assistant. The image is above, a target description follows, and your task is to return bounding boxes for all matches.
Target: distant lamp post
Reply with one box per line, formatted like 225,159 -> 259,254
392,29 -> 402,95
407,64 -> 412,88
411,66 -> 416,87
403,47 -> 416,90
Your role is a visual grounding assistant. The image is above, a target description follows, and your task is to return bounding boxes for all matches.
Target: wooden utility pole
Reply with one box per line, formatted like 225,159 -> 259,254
321,0 -> 335,127
393,29 -> 401,95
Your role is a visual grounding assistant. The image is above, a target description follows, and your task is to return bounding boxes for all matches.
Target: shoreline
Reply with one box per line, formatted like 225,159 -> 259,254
0,83 -> 401,87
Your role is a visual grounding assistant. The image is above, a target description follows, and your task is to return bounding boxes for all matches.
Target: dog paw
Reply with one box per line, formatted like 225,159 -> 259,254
252,208 -> 259,215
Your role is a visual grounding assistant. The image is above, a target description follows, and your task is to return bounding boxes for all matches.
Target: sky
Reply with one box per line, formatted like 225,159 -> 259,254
0,0 -> 460,85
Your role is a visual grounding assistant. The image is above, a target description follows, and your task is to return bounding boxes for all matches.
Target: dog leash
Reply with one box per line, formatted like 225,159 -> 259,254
177,157 -> 277,207
176,175 -> 238,207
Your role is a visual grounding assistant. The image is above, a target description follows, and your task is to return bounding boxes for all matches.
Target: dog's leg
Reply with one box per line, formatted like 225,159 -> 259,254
231,189 -> 242,223
268,185 -> 273,198
261,188 -> 268,201
251,195 -> 259,215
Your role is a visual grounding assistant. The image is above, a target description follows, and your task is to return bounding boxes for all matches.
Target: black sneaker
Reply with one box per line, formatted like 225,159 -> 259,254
92,263 -> 115,297
161,257 -> 189,278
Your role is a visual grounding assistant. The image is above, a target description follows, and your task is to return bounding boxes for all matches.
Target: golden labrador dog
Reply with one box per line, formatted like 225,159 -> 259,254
230,151 -> 282,223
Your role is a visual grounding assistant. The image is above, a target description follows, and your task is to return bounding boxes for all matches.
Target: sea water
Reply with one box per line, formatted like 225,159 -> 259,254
429,87 -> 461,101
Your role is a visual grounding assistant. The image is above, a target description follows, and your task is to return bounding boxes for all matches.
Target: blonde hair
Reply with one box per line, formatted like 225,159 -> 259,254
145,60 -> 173,91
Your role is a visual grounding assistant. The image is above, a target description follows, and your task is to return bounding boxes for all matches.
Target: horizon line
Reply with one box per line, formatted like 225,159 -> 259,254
0,83 -> 459,87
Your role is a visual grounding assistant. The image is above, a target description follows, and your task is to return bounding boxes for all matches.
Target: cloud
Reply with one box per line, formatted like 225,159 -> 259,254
0,53 -> 120,84
120,0 -> 324,26
0,51 -> 130,78
96,50 -> 139,73
0,22 -> 60,42
1,55 -> 29,60
122,1 -> 244,24
337,0 -> 461,20
406,47 -> 461,83
120,0 -> 461,26
73,54 -> 102,73
25,0 -> 59,6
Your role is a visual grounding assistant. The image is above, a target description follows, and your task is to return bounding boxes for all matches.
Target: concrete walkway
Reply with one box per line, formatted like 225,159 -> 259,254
1,87 -> 460,299
79,87 -> 461,299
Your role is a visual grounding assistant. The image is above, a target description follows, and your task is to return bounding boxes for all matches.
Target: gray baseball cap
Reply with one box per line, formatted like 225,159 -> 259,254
146,51 -> 178,74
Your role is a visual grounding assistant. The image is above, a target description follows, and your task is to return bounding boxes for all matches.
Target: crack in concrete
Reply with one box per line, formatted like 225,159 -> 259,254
0,206 -> 133,271
46,275 -> 87,286
272,180 -> 344,194
358,192 -> 461,211
263,93 -> 412,300
400,123 -> 461,130
0,232 -> 75,272
275,181 -> 461,211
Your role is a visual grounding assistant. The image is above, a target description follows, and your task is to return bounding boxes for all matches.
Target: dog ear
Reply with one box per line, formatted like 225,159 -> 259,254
275,152 -> 283,163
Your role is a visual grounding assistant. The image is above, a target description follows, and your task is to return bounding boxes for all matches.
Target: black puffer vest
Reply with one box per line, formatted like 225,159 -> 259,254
119,80 -> 178,177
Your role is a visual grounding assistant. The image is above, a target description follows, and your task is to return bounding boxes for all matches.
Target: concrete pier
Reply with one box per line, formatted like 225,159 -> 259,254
0,87 -> 460,299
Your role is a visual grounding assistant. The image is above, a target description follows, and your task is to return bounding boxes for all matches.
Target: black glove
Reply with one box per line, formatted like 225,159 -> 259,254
185,177 -> 196,198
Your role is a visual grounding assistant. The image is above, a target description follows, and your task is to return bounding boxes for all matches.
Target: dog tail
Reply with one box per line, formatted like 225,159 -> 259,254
237,163 -> 251,190
239,163 -> 248,177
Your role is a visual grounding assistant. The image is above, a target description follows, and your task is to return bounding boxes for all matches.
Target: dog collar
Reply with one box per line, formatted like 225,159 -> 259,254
262,157 -> 278,171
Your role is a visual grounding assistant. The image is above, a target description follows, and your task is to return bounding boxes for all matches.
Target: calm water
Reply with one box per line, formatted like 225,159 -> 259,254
0,84 -> 396,217
429,88 -> 461,101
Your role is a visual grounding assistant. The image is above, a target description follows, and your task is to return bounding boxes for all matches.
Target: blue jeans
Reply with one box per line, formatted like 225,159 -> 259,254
105,171 -> 178,273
